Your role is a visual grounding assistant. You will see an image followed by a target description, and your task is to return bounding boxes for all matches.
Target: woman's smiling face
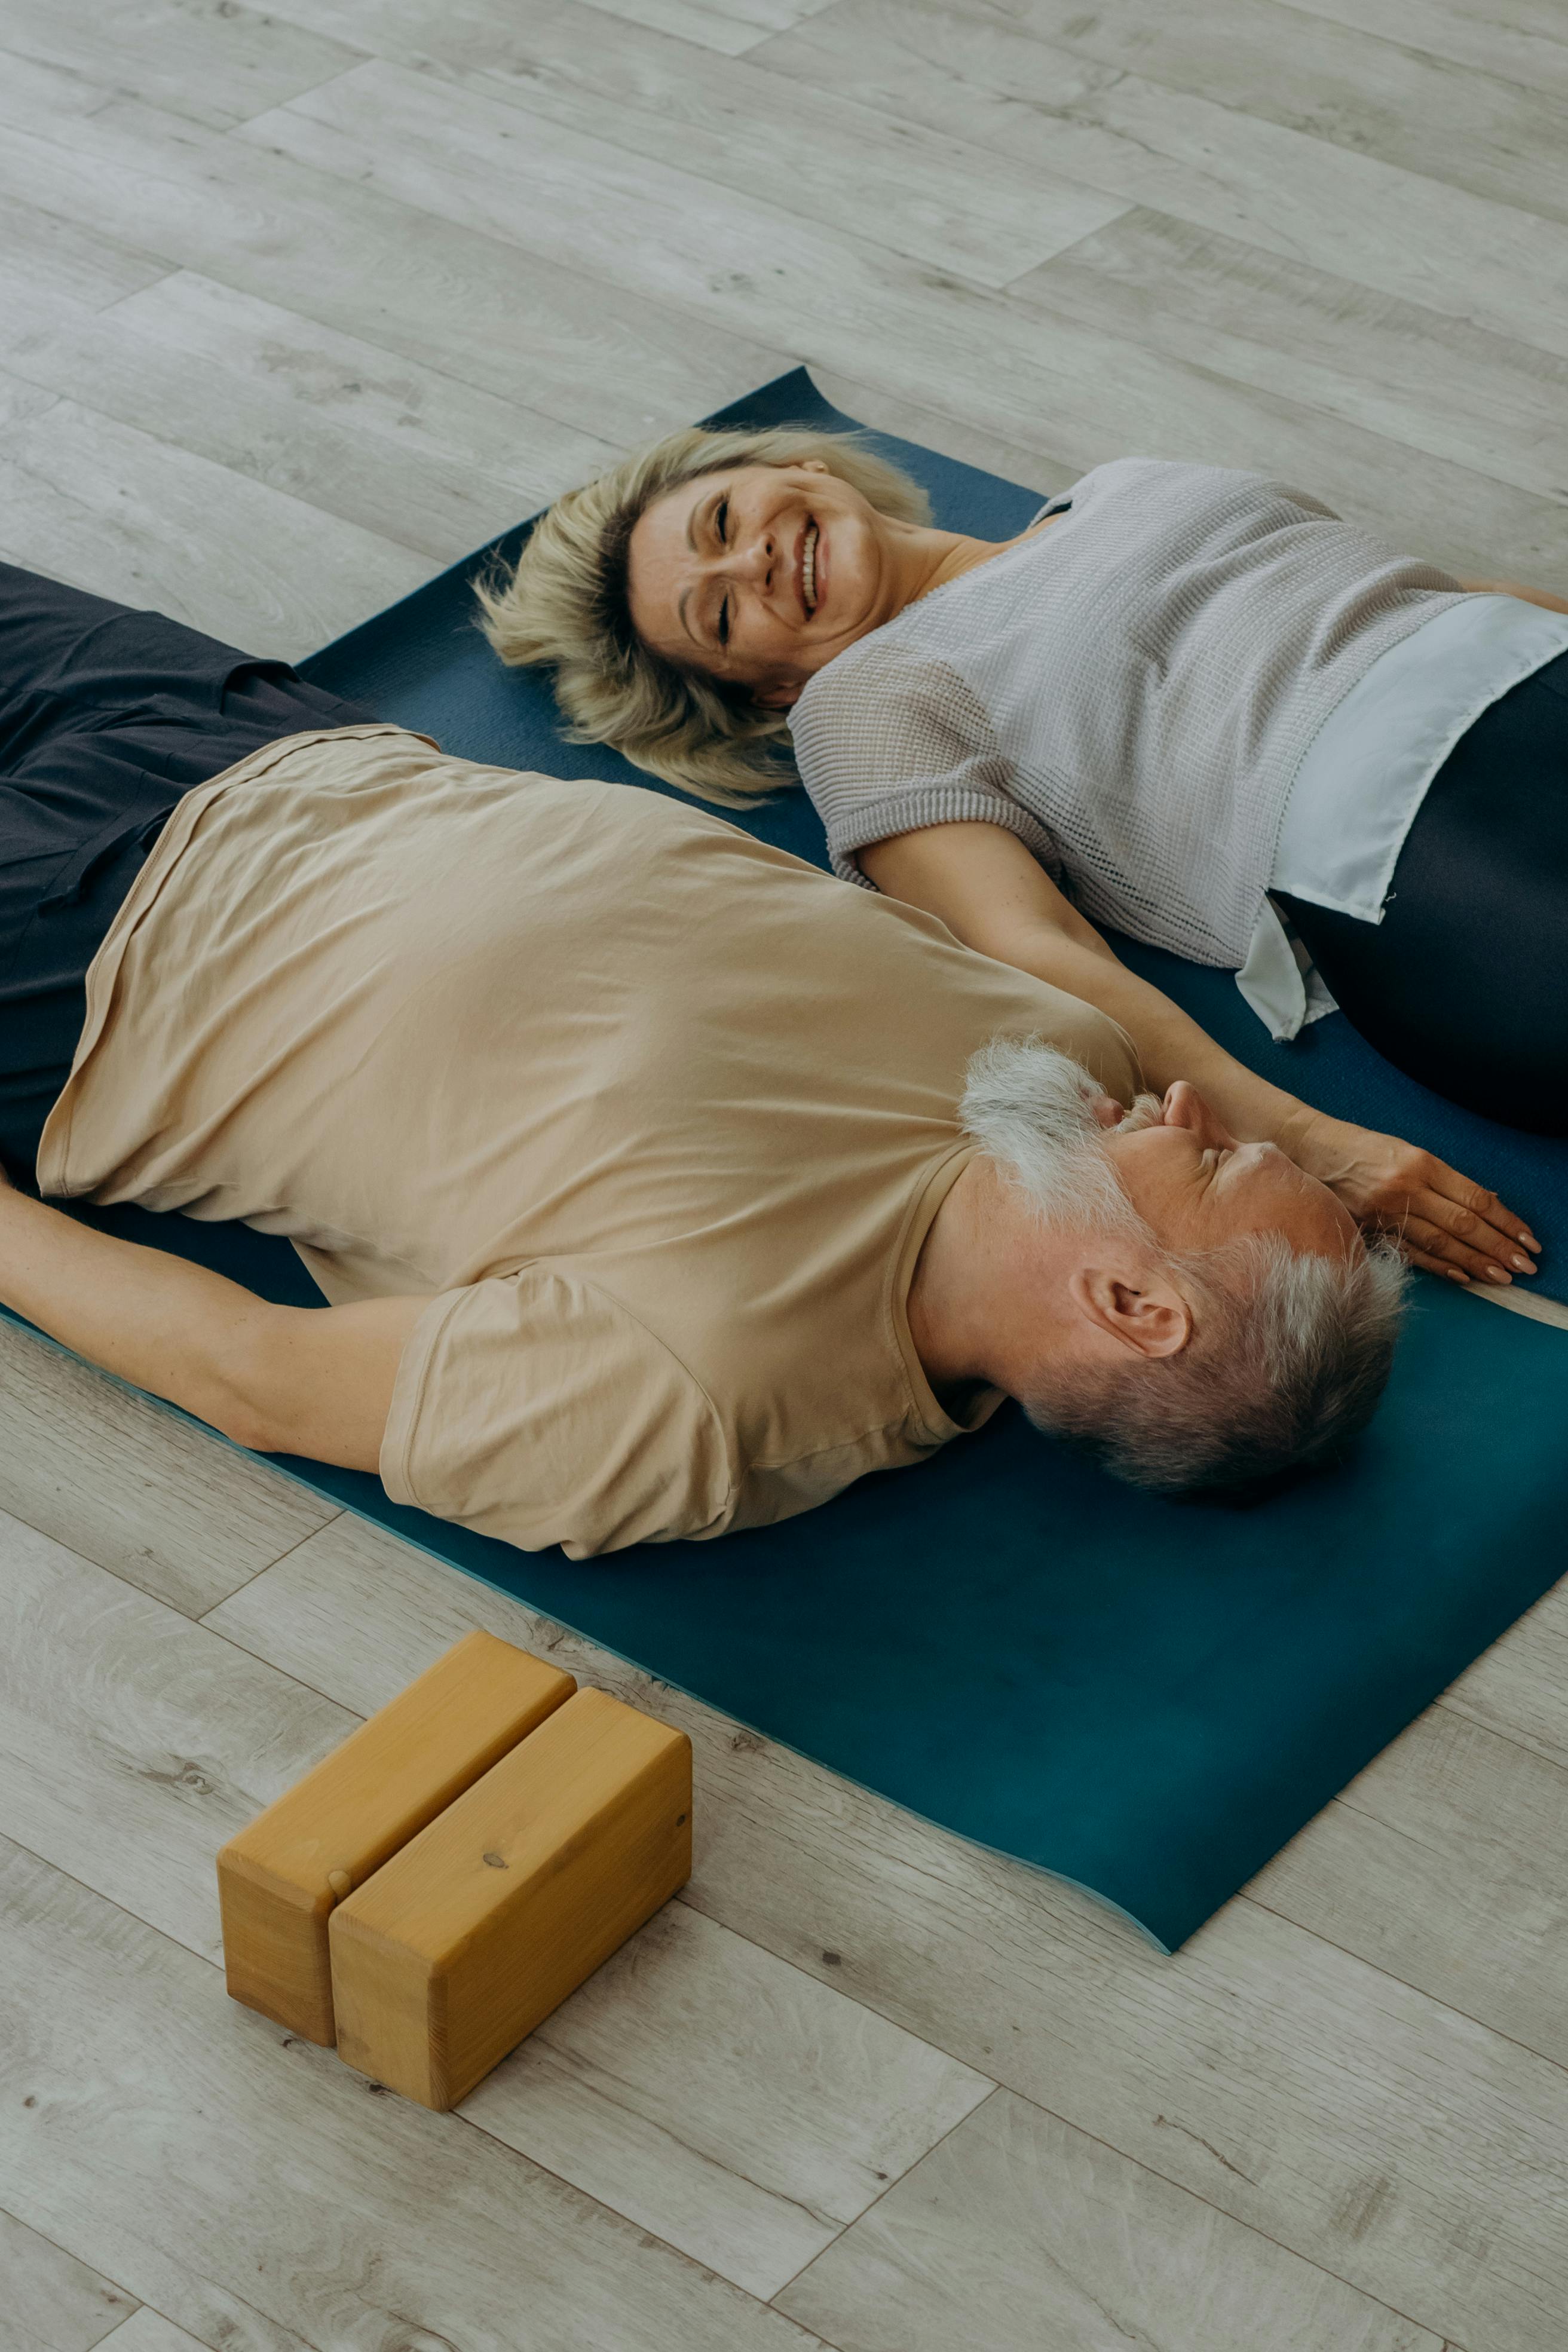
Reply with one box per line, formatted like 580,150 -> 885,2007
626,460 -> 905,705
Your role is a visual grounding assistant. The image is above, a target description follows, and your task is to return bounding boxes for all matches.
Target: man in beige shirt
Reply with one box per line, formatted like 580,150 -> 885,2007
0,703 -> 1408,1553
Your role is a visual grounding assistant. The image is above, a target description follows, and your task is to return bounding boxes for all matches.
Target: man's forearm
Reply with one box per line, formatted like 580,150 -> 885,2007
0,1179 -> 422,1463
0,1181 -> 282,1441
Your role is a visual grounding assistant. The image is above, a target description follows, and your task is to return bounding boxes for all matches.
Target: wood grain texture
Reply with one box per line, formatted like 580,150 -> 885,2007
0,38 -> 114,118
558,0 -> 838,62
211,1515 -> 1568,2352
1440,1585 -> 1568,1772
0,271 -> 621,564
331,1687 -> 693,2109
0,371 -> 58,434
94,2315 -> 215,2352
1012,206 -> 1568,507
250,0 -> 1131,284
808,365 -> 1076,497
1247,1705 -> 1568,2066
948,0 -> 1568,225
200,1506 -> 564,1695
0,1322 -> 334,1615
696,1769 -> 1568,2352
0,69 -> 785,447
244,63 -> 1568,579
0,189 -> 169,313
0,0 -> 361,130
0,1838 -> 832,2352
218,1528 -> 997,2300
752,3 -> 1568,366
777,2087 -> 1441,2352
2,0 -> 1566,2339
444,0 -> 1129,288
0,2206 -> 138,2352
0,1506 -> 360,1961
1270,0 -> 1568,102
459,1897 -> 992,2296
220,1630 -> 574,2042
0,396 -> 433,659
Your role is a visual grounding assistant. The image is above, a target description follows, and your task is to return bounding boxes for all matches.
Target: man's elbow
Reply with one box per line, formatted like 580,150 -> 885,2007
198,1309 -> 302,1456
200,1300 -> 399,1470
209,1395 -> 290,1455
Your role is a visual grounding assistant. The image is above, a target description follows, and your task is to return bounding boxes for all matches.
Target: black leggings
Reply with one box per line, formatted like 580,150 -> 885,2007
1278,647 -> 1568,1136
0,564 -> 379,1182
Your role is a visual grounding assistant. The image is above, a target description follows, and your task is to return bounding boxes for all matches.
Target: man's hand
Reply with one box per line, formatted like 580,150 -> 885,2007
1284,1111 -> 1540,1285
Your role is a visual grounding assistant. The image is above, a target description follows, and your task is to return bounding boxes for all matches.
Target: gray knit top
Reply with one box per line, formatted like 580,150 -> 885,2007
788,460 -> 1466,969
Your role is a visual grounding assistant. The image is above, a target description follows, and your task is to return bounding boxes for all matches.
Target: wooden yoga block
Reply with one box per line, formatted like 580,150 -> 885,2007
218,1631 -> 575,2045
329,1685 -> 693,2111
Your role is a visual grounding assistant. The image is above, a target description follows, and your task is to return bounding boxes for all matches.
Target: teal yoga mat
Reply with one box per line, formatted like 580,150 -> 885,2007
20,370 -> 1568,1950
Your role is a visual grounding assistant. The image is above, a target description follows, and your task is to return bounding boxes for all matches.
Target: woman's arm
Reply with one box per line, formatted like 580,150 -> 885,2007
0,1170 -> 423,1465
862,822 -> 1539,1285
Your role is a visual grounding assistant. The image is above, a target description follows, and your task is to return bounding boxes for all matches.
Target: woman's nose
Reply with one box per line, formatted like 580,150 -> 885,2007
729,527 -> 775,589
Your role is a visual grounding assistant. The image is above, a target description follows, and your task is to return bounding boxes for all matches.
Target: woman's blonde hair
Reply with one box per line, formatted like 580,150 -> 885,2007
474,425 -> 931,804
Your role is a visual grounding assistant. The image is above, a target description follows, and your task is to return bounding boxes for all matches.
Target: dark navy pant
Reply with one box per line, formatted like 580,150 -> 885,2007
1279,647 -> 1568,1135
0,563 -> 378,1181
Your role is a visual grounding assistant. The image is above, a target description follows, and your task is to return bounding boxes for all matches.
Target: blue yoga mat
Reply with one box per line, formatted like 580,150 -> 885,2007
21,370 -> 1568,1950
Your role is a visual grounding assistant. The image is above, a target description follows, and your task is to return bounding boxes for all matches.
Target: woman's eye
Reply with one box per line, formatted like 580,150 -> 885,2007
715,497 -> 729,543
717,598 -> 731,648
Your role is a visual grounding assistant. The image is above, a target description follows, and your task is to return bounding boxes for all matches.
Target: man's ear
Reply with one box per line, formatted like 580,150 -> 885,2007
1068,1263 -> 1192,1361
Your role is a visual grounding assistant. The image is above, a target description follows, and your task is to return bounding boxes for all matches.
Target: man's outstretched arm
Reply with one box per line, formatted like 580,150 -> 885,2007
0,1168 -> 424,1468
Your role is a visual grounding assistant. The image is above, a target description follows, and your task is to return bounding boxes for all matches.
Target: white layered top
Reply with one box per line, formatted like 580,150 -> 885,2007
790,460 -> 1568,1037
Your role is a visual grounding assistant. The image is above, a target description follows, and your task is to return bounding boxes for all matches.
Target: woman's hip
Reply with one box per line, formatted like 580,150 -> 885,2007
1278,649 -> 1568,1132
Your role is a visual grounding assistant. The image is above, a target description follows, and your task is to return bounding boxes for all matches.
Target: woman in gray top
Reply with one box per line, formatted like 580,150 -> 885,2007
480,425 -> 1562,1291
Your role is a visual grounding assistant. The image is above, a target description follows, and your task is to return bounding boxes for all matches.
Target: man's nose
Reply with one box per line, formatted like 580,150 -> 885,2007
1162,1079 -> 1239,1152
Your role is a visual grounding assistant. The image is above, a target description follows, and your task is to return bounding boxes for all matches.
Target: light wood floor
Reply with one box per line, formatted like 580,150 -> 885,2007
2,2 -> 1567,2345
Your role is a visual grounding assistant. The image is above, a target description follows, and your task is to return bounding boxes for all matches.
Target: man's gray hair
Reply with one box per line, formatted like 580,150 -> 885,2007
959,1037 -> 1408,1492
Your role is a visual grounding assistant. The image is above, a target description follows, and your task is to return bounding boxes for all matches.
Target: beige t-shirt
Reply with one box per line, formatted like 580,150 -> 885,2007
39,727 -> 1141,1556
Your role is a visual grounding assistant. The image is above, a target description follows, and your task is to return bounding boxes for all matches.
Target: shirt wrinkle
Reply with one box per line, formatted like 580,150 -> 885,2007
791,459 -> 1470,998
38,734 -> 1130,1553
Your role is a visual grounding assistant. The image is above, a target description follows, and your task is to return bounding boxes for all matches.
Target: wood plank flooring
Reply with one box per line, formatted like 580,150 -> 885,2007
1,0 -> 1566,2342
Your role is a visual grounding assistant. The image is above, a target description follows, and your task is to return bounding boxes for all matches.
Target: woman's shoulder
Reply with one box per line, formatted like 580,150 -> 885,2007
789,629 -> 997,814
1078,455 -> 1339,523
791,624 -> 970,740
1073,454 -> 1303,498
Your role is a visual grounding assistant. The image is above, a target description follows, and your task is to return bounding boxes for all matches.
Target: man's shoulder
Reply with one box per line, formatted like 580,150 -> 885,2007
383,1265 -> 739,1558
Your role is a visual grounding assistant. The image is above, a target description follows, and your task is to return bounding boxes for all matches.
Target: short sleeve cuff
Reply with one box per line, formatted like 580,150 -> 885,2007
378,1287 -> 465,1512
828,789 -> 1062,889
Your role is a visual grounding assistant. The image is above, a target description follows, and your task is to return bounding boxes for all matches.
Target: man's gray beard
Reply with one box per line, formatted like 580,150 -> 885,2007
959,1038 -> 1162,1238
1116,1092 -> 1169,1135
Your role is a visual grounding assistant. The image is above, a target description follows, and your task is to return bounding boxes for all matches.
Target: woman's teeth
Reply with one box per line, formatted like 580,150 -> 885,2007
803,520 -> 819,613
